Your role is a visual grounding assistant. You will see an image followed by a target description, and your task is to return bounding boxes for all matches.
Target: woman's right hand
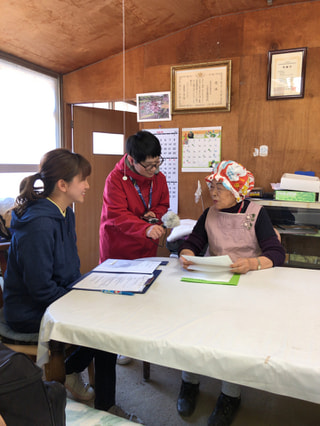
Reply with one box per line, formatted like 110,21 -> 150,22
179,249 -> 195,270
146,224 -> 165,240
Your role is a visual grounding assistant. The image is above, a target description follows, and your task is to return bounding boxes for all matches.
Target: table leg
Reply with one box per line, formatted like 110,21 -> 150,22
45,340 -> 66,384
143,361 -> 150,381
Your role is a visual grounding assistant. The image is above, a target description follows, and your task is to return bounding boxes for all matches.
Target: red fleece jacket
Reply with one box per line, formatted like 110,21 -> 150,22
99,155 -> 169,261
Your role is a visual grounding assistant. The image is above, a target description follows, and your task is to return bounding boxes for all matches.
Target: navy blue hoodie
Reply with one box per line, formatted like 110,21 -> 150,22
3,198 -> 81,332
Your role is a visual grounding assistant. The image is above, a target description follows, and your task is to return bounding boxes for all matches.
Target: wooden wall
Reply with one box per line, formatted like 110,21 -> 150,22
63,1 -> 320,220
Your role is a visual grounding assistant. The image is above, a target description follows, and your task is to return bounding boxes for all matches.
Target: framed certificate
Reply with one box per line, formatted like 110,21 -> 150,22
171,60 -> 232,114
267,48 -> 307,100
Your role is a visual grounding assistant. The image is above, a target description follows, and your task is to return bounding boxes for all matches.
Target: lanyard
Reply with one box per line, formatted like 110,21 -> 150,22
129,177 -> 153,212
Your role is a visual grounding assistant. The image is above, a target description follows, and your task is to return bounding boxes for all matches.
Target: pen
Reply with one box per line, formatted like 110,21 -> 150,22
102,290 -> 135,296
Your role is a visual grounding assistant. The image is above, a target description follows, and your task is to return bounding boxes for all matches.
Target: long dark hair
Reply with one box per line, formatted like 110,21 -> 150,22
15,148 -> 91,216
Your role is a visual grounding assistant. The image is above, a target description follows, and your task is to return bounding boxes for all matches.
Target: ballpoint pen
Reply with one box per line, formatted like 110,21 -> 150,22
102,290 -> 135,296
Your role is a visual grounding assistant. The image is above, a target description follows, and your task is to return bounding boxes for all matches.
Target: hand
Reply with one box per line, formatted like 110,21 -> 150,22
230,258 -> 251,274
143,211 -> 156,219
179,249 -> 195,270
146,224 -> 165,240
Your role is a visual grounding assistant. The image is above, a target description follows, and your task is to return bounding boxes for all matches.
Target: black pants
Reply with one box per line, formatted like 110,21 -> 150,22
8,320 -> 117,410
65,346 -> 117,411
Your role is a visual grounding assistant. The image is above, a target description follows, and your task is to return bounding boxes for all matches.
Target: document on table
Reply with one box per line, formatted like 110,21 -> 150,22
180,255 -> 240,285
72,272 -> 155,293
181,270 -> 239,285
181,255 -> 232,272
93,258 -> 161,274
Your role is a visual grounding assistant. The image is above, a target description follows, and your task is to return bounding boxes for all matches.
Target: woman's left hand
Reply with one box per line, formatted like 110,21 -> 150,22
143,211 -> 156,219
230,258 -> 252,274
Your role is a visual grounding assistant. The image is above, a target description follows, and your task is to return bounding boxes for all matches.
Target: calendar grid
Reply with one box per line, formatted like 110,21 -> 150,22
148,128 -> 179,213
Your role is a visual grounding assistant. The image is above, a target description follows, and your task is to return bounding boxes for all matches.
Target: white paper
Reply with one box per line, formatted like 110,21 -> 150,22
182,269 -> 234,283
93,258 -> 161,275
181,255 -> 232,271
186,265 -> 231,273
73,272 -> 153,292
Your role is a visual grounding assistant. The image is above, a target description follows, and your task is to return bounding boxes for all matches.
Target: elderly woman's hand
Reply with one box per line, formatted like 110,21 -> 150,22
179,249 -> 195,270
230,258 -> 252,274
231,256 -> 273,274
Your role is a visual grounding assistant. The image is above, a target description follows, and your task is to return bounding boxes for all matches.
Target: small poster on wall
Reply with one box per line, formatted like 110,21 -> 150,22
181,127 -> 221,172
136,91 -> 171,122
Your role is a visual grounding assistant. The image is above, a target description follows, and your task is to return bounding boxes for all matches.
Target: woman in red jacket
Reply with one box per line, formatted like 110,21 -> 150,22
99,131 -> 170,262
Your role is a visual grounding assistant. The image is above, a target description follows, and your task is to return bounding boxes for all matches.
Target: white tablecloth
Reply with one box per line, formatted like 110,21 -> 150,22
38,258 -> 320,404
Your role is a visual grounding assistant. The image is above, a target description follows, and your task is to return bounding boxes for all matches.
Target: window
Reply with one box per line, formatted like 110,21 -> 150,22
74,101 -> 137,155
93,132 -> 124,155
0,56 -> 61,199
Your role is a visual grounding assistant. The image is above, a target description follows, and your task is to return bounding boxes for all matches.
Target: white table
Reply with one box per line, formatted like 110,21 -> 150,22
38,258 -> 320,404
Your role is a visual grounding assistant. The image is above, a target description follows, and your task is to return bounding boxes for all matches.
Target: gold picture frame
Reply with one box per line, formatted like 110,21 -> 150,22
171,60 -> 232,114
267,48 -> 307,100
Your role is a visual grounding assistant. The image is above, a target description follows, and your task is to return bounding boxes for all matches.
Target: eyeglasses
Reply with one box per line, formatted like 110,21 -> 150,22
139,156 -> 164,171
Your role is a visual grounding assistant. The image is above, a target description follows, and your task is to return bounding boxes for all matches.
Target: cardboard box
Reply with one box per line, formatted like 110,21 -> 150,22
280,173 -> 320,193
275,190 -> 316,202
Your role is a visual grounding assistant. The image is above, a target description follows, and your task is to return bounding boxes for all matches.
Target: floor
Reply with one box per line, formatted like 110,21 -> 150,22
75,359 -> 320,426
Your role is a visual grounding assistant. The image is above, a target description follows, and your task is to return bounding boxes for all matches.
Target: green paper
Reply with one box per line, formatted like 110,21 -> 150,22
181,273 -> 240,286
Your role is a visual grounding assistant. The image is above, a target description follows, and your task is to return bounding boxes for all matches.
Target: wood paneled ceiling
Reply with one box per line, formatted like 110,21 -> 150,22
0,0 -> 313,74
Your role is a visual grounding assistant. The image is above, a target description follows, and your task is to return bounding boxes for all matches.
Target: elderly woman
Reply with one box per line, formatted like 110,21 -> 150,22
177,160 -> 285,426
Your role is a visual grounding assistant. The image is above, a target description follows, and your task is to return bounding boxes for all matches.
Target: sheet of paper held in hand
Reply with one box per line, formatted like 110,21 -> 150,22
181,255 -> 234,283
72,272 -> 153,292
93,258 -> 161,274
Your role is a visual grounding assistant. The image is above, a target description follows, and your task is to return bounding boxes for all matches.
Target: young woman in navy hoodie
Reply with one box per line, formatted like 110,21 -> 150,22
3,148 -> 117,411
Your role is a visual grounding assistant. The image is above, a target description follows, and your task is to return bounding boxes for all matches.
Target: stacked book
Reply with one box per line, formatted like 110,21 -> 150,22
275,173 -> 320,202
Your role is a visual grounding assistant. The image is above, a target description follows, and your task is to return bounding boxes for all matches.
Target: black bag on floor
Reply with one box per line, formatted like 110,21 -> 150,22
0,343 -> 66,426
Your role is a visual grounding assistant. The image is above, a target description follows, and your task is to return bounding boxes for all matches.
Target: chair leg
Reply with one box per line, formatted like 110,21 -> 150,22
45,340 -> 66,384
143,361 -> 150,381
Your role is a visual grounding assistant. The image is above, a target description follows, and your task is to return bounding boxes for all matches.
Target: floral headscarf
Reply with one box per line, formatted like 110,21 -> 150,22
205,160 -> 255,203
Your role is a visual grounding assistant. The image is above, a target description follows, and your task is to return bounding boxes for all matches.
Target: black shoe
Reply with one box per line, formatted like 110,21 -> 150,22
176,380 -> 199,417
207,393 -> 241,426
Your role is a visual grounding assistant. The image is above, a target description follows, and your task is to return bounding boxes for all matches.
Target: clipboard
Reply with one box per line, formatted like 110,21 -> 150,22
70,269 -> 162,294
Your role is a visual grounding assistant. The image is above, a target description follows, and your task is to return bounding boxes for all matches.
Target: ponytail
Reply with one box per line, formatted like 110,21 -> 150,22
15,173 -> 45,216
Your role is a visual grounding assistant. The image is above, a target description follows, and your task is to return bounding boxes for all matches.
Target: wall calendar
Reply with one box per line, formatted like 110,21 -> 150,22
148,128 -> 179,214
181,126 -> 221,172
